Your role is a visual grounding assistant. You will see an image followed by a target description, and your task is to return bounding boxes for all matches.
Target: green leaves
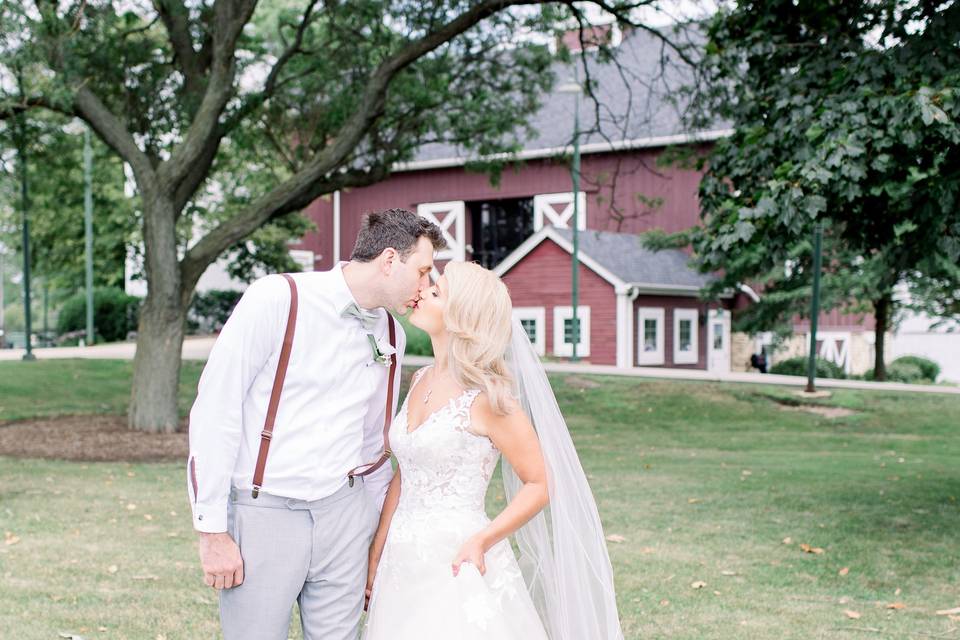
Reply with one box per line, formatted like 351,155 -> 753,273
682,0 -> 960,337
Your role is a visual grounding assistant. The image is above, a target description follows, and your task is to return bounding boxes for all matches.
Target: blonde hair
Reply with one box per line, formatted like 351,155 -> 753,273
443,262 -> 516,415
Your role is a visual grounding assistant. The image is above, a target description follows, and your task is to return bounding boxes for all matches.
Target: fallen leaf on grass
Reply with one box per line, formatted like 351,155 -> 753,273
4,533 -> 20,546
659,599 -> 670,606
691,581 -> 707,589
688,498 -> 701,504
886,602 -> 906,610
936,607 -> 960,616
721,571 -> 738,576
107,565 -> 118,575
844,610 -> 862,620
799,543 -> 825,554
895,588 -> 902,596
605,534 -> 625,543
838,567 -> 850,576
782,537 -> 793,545
639,547 -> 655,554
132,575 -> 159,581
126,504 -> 137,511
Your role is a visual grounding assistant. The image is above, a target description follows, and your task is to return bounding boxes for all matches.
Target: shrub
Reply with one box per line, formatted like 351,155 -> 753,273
891,355 -> 940,382
769,356 -> 846,379
188,289 -> 243,334
57,287 -> 141,343
865,360 -> 930,384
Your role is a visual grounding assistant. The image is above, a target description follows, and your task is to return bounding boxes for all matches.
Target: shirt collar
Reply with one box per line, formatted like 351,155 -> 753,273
331,261 -> 372,317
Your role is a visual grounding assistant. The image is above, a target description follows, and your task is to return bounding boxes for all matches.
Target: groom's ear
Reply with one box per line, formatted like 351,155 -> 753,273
379,247 -> 399,275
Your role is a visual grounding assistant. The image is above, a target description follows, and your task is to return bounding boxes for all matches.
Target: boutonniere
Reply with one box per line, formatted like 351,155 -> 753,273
367,333 -> 396,367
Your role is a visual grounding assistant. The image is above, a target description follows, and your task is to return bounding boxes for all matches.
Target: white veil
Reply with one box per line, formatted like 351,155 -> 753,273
503,318 -> 624,640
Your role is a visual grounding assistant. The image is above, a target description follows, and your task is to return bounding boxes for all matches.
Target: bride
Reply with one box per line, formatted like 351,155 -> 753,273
362,261 -> 623,640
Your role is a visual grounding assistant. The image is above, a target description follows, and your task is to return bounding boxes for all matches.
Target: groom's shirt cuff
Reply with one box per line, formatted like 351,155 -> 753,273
191,501 -> 228,534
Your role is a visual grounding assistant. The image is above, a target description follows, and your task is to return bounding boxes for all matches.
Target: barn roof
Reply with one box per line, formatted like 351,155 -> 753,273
399,26 -> 729,171
494,226 -> 717,296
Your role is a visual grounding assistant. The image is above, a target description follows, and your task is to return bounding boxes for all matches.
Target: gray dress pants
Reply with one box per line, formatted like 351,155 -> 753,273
219,480 -> 379,640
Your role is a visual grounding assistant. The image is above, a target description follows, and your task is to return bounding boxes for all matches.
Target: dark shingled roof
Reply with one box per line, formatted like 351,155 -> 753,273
551,227 -> 714,289
411,25 -> 721,164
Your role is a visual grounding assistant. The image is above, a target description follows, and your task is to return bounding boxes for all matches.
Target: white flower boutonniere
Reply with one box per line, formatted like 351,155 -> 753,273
367,333 -> 396,367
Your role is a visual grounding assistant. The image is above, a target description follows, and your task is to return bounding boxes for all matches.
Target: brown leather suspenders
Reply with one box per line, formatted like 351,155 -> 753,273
251,273 -> 398,498
347,314 -> 397,487
251,274 -> 298,499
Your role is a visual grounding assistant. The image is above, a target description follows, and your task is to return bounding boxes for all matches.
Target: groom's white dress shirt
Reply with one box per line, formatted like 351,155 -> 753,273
187,263 -> 404,533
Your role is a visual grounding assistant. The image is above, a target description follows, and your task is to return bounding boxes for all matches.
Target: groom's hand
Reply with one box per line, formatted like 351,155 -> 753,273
198,532 -> 244,590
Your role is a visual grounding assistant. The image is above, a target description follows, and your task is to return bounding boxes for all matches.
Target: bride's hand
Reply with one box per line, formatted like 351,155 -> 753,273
451,534 -> 487,577
365,556 -> 378,611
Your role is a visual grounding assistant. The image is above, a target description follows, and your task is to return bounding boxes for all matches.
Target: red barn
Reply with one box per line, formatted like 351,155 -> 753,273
277,26 -> 883,375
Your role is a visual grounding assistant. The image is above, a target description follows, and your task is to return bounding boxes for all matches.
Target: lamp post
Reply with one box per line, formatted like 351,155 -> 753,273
557,78 -> 582,362
805,223 -> 823,393
84,126 -> 95,345
16,71 -> 35,361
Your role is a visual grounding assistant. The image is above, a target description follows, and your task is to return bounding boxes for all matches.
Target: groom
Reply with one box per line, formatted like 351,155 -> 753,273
187,208 -> 444,639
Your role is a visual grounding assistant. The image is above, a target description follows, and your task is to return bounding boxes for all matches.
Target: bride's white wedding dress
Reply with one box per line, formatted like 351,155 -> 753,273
363,366 -> 549,639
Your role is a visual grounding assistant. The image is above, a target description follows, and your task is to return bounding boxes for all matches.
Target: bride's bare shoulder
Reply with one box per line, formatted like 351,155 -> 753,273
469,391 -> 527,439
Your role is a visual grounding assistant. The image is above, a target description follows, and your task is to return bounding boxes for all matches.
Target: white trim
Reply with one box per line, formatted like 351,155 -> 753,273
533,192 -> 587,231
332,190 -> 341,264
673,308 -> 699,365
616,290 -> 632,368
738,283 -> 761,303
493,227 -> 719,299
553,306 -> 591,358
392,129 -> 734,173
513,307 -> 546,356
811,331 -> 852,374
637,307 -> 666,365
494,227 -> 627,290
417,201 -> 466,280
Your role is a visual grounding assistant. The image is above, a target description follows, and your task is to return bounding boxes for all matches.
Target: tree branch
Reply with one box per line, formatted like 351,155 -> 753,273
221,0 -> 322,136
73,85 -> 157,187
179,166 -> 387,289
179,0 -> 552,283
158,0 -> 257,194
0,95 -> 72,120
152,0 -> 206,96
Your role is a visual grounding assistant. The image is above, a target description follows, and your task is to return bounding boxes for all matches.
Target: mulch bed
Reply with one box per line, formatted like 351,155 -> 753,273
0,415 -> 188,462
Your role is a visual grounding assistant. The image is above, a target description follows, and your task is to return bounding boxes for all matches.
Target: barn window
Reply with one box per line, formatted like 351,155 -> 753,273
553,306 -> 591,358
512,307 -> 545,356
468,198 -> 535,269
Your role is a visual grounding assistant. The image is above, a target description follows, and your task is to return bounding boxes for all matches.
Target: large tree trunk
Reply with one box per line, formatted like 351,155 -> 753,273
128,195 -> 188,433
873,291 -> 892,382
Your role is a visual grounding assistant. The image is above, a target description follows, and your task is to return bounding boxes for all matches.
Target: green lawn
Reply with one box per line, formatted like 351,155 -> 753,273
1,360 -> 959,639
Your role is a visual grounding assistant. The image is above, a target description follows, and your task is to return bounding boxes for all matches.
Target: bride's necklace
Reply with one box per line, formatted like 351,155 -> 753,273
423,367 -> 444,404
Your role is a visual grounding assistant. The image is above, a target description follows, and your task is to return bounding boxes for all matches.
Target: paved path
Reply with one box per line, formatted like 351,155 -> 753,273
2,337 -> 957,396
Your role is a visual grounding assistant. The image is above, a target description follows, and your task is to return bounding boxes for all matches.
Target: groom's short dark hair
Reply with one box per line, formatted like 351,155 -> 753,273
350,208 -> 446,262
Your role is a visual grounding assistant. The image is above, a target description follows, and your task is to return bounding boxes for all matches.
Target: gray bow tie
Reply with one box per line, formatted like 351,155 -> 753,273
341,302 -> 380,332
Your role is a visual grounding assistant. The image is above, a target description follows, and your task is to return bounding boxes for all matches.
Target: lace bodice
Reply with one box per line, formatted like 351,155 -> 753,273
389,366 -> 500,517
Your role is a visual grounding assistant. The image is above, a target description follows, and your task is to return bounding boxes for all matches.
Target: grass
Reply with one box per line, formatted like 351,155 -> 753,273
1,360 -> 959,639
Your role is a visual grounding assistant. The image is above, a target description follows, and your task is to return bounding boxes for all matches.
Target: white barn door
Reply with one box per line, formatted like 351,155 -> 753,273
417,201 -> 466,279
707,309 -> 731,372
533,192 -> 587,231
